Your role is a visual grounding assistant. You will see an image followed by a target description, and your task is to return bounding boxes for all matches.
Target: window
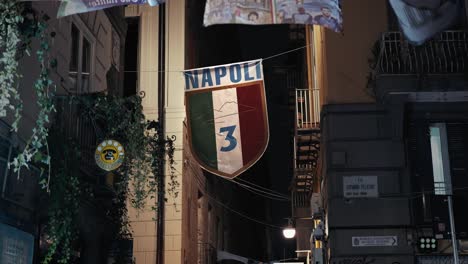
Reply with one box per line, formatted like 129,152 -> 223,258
408,119 -> 468,238
68,21 -> 94,93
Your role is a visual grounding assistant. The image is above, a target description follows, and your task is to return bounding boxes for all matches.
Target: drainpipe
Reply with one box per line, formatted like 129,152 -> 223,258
156,3 -> 166,264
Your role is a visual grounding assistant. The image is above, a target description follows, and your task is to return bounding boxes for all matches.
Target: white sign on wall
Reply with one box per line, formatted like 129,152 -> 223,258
352,236 -> 398,247
343,176 -> 378,198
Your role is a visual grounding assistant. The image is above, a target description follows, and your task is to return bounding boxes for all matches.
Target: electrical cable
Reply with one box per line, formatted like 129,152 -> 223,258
203,191 -> 283,229
122,43 -> 313,74
186,160 -> 290,201
229,181 -> 290,201
234,177 -> 288,197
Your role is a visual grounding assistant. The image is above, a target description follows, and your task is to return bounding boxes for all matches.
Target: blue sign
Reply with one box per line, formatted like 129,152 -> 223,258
0,223 -> 34,264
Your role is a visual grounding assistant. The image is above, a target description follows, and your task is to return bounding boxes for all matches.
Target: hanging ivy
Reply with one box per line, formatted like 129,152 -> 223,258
81,94 -> 178,212
0,1 -> 56,179
41,136 -> 80,264
0,1 -> 23,128
11,15 -> 56,179
40,94 -> 178,263
1,2 -> 178,263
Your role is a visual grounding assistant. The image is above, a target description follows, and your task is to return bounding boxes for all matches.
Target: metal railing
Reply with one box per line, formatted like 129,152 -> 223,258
296,89 -> 320,129
197,242 -> 216,264
53,97 -> 99,177
377,31 -> 468,75
292,190 -> 310,208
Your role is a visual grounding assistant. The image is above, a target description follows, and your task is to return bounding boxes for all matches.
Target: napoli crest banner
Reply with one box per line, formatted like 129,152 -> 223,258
184,60 -> 269,178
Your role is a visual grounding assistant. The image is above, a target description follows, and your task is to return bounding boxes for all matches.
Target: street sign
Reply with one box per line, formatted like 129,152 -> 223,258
343,176 -> 378,198
352,236 -> 398,247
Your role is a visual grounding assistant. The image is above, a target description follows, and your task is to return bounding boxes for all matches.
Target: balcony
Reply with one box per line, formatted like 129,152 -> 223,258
292,89 -> 321,213
53,97 -> 116,202
374,31 -> 468,100
54,97 -> 100,179
197,242 -> 216,264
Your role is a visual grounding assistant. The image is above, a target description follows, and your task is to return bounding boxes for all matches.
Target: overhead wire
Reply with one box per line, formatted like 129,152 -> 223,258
234,177 -> 288,197
185,160 -> 290,201
203,191 -> 284,229
183,160 -> 291,228
122,43 -> 313,74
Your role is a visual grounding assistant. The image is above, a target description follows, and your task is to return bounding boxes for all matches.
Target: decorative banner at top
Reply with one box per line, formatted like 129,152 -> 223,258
204,0 -> 342,32
389,0 -> 460,45
55,0 -> 164,17
184,60 -> 269,179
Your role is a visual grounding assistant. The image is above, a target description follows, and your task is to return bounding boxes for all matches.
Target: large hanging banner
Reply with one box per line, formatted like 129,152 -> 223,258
57,0 -> 164,17
389,0 -> 460,45
24,0 -> 164,17
204,0 -> 342,32
184,60 -> 269,179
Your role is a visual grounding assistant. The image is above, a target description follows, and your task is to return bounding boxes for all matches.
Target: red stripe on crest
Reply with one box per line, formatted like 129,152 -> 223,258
237,83 -> 266,165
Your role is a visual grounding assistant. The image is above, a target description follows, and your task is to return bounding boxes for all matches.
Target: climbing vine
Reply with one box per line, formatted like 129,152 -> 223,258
41,136 -> 80,264
0,1 -> 23,128
81,94 -> 178,212
11,15 -> 56,179
1,2 -> 178,263
1,1 -> 55,178
40,95 -> 177,263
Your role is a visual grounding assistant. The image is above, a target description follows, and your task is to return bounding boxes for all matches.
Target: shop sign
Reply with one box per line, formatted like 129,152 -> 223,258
95,139 -> 125,171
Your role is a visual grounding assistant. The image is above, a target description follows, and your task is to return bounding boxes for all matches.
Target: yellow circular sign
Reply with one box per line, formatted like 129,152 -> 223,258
95,139 -> 125,171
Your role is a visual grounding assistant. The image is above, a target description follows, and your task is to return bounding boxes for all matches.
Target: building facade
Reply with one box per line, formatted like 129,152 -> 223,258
0,2 -> 127,263
298,1 -> 468,264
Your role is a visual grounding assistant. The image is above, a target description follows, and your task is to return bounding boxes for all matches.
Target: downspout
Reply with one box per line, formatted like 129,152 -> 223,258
156,3 -> 166,264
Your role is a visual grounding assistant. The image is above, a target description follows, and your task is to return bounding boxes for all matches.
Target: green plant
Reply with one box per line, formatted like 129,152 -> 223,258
0,1 -> 23,128
82,94 -> 178,212
41,139 -> 80,264
41,95 -> 178,264
0,1 -> 56,181
11,15 -> 56,181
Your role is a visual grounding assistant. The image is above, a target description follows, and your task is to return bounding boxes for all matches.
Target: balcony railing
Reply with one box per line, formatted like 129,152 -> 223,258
53,97 -> 100,177
197,242 -> 216,264
377,31 -> 468,75
296,89 -> 320,129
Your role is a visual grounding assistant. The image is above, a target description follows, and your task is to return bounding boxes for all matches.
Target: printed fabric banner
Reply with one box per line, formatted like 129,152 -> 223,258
204,0 -> 342,32
389,0 -> 460,45
184,60 -> 269,179
57,0 -> 164,17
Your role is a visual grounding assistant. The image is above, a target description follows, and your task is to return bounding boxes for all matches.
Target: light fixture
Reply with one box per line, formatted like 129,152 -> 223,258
282,218 -> 296,239
418,236 -> 437,252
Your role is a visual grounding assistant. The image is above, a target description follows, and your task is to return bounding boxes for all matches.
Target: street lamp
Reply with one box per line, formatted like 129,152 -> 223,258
282,218 -> 296,239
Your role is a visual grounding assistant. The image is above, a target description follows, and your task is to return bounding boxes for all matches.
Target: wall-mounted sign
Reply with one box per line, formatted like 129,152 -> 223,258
95,139 -> 125,171
343,176 -> 378,198
352,236 -> 398,247
0,223 -> 34,264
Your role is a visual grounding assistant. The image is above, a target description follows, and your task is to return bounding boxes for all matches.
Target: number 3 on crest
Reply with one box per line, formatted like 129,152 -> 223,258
219,125 -> 237,152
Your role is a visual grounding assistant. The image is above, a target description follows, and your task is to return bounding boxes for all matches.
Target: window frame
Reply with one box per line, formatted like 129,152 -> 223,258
68,16 -> 96,94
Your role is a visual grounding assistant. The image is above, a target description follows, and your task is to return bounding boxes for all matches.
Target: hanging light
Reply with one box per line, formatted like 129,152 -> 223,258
282,218 -> 296,239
